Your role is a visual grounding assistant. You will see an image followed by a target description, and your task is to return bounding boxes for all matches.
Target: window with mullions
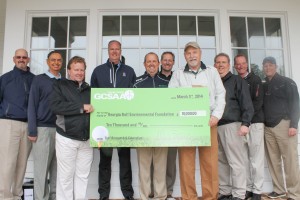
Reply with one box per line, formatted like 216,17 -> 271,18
101,14 -> 217,76
30,16 -> 87,77
230,16 -> 284,79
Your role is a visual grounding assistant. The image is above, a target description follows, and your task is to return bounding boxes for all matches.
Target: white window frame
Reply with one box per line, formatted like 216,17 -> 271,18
97,10 -> 221,74
228,11 -> 291,77
24,10 -> 90,75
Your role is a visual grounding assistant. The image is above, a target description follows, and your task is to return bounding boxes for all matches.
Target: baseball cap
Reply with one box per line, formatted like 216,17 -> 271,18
184,42 -> 200,52
262,56 -> 276,65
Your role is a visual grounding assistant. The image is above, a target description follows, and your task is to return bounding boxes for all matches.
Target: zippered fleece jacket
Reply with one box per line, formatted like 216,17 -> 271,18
50,79 -> 91,141
0,66 -> 35,121
27,74 -> 59,137
168,62 -> 226,120
91,60 -> 136,88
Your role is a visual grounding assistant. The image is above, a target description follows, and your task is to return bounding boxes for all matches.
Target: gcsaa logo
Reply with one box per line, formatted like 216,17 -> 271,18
94,90 -> 135,100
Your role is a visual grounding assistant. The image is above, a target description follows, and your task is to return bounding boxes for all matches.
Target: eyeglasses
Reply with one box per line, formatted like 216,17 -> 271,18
15,56 -> 28,59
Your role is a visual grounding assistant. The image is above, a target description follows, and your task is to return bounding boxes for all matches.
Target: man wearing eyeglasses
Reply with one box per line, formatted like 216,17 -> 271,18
27,51 -> 63,200
0,49 -> 35,200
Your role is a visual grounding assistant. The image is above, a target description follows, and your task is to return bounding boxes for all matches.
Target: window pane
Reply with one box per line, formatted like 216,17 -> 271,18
121,49 -> 141,75
30,50 -> 49,75
50,17 -> 68,48
248,18 -> 264,49
249,49 -> 266,79
201,49 -> 217,66
179,16 -> 196,35
69,17 -> 87,48
141,36 -> 158,48
230,17 -> 247,47
101,49 -> 109,64
179,48 -> 186,69
122,36 -> 139,48
179,36 -> 197,48
198,16 -> 216,48
103,16 -> 120,36
160,36 -> 177,48
122,16 -> 139,35
141,16 -> 158,35
198,36 -> 215,48
31,17 -> 49,49
69,49 -> 86,60
160,16 -> 177,35
266,18 -> 282,49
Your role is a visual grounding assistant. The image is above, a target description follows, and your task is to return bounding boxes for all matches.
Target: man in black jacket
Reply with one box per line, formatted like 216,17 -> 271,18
134,52 -> 169,200
262,56 -> 300,200
234,54 -> 264,200
214,53 -> 254,200
50,56 -> 94,200
0,49 -> 35,200
91,40 -> 135,200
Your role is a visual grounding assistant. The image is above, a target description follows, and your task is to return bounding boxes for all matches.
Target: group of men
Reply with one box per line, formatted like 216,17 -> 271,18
0,40 -> 299,200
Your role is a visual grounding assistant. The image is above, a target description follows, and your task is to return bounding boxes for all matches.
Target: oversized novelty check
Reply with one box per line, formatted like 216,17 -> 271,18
90,88 -> 210,147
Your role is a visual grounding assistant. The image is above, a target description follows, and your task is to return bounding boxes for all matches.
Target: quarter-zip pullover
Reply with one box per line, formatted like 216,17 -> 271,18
91,60 -> 136,88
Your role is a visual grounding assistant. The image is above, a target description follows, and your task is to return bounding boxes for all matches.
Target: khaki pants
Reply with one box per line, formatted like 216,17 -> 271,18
245,123 -> 265,194
32,127 -> 57,200
218,122 -> 247,199
166,147 -> 177,195
137,147 -> 168,200
0,119 -> 32,200
265,119 -> 300,200
179,126 -> 219,200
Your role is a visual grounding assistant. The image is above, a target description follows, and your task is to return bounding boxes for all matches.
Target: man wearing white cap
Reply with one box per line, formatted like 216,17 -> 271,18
168,42 -> 226,200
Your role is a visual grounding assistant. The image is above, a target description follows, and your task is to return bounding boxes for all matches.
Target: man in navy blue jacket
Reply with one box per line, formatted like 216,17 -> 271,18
0,49 -> 35,200
91,40 -> 136,200
27,51 -> 63,200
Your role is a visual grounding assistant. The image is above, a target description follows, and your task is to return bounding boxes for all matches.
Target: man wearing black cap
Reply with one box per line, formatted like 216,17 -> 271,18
262,56 -> 300,200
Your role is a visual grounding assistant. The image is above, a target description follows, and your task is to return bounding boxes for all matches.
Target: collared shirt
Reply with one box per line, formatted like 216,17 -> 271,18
46,71 -> 61,79
159,71 -> 173,81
